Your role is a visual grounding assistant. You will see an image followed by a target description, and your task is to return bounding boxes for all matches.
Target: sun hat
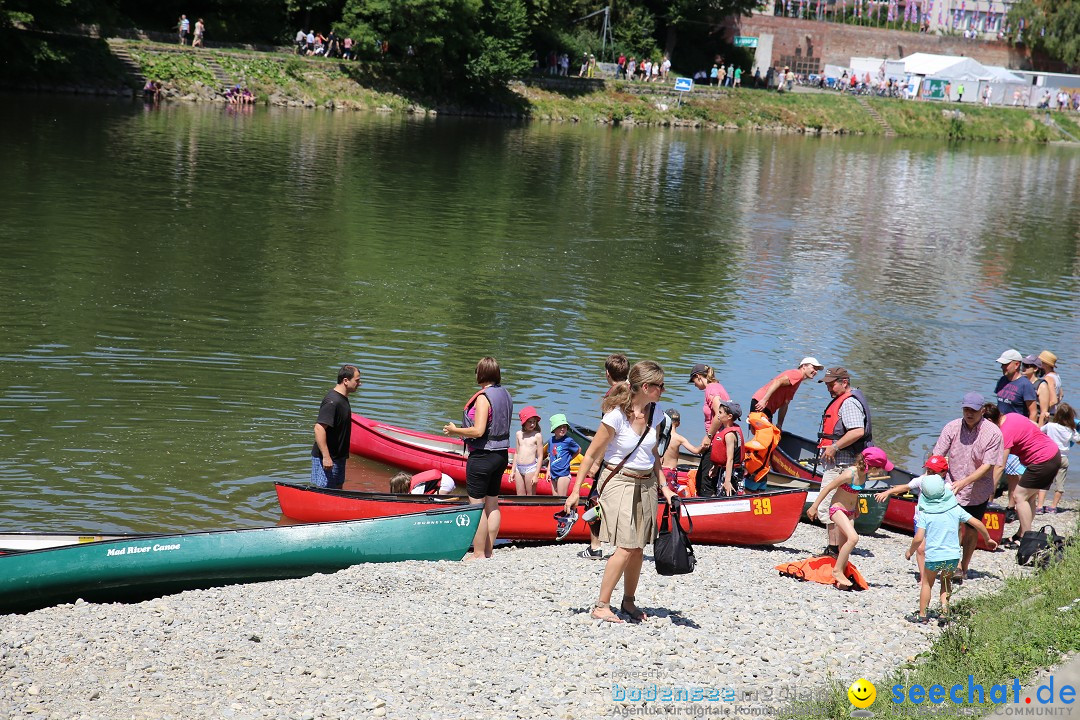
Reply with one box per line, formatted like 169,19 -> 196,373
548,413 -> 569,434
1039,350 -> 1057,369
861,447 -> 894,471
800,357 -> 825,370
917,474 -> 958,514
996,349 -> 1022,364
961,392 -> 985,410
718,400 -> 742,420
818,367 -> 851,383
688,363 -> 710,382
924,455 -> 949,475
519,406 -> 540,425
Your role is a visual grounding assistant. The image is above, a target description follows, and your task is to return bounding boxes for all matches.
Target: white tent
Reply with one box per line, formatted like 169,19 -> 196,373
899,53 -> 997,81
981,65 -> 1024,83
850,56 -> 886,78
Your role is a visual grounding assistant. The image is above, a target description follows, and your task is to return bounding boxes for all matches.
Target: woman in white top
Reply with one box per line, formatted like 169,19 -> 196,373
565,361 -> 677,623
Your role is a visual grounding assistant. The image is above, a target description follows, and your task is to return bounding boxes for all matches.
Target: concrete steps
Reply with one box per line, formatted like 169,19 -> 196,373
105,39 -> 145,85
855,95 -> 897,137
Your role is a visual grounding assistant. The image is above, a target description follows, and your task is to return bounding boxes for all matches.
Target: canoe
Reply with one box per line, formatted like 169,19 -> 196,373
775,431 -> 1002,550
275,482 -> 807,546
0,533 -> 137,552
0,505 -> 482,614
568,422 -> 701,466
349,414 -> 557,494
766,470 -> 891,535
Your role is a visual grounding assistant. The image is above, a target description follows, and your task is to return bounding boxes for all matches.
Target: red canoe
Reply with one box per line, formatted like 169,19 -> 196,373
275,483 -> 808,546
881,493 -> 1005,551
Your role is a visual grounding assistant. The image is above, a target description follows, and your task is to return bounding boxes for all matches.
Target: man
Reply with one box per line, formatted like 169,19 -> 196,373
295,29 -> 306,55
749,356 -> 824,429
816,367 -> 872,554
931,392 -> 1004,584
994,349 -> 1036,421
311,364 -> 361,489
178,15 -> 190,45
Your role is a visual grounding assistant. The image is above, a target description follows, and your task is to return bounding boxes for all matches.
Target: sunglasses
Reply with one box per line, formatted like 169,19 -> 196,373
649,382 -> 665,391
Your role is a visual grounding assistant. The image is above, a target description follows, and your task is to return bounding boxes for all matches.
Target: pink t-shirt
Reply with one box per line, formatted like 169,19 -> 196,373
702,381 -> 730,432
1000,413 -> 1059,466
751,369 -> 804,413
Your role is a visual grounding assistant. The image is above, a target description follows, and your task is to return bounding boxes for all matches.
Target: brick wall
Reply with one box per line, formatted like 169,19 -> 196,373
725,15 -> 1033,70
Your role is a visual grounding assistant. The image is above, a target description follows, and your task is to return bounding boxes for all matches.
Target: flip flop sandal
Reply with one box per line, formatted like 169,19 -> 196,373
904,613 -> 930,624
554,510 -> 578,541
620,596 -> 647,623
591,602 -> 624,624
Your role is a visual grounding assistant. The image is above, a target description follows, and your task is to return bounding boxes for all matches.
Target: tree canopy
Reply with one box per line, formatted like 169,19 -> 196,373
1007,0 -> 1080,69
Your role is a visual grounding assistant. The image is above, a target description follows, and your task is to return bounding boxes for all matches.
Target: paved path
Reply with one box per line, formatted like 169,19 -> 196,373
987,651 -> 1080,716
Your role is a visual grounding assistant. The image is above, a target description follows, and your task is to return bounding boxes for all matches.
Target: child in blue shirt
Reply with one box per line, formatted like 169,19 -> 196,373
547,414 -> 582,496
905,475 -> 997,624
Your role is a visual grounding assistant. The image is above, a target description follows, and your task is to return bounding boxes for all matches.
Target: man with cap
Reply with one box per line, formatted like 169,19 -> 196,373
931,391 -> 1004,582
816,367 -> 873,554
707,399 -> 745,496
994,349 -> 1037,422
749,357 -> 824,429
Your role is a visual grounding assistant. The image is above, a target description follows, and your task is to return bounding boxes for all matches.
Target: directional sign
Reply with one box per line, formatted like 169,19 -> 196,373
734,36 -> 759,48
674,77 -> 694,92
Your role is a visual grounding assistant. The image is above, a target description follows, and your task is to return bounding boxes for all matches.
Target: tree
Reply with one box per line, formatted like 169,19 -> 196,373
641,0 -> 761,61
1008,0 -> 1080,68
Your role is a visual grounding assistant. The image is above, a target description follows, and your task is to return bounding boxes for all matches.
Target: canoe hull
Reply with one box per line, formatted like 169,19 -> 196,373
276,482 -> 806,546
881,494 -> 1004,551
0,506 -> 482,614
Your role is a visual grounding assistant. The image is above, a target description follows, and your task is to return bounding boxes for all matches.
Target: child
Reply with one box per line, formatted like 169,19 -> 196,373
808,447 -> 893,588
905,475 -> 996,624
547,413 -> 581,496
511,406 -> 545,495
390,470 -> 455,495
1039,403 -> 1079,514
707,401 -> 744,497
876,455 -> 951,584
661,410 -> 702,497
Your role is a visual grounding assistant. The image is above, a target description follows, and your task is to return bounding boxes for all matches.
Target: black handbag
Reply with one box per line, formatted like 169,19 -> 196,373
1017,524 -> 1066,567
654,499 -> 696,576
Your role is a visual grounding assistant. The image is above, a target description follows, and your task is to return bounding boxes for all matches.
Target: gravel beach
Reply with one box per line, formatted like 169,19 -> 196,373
2,507 -> 1076,720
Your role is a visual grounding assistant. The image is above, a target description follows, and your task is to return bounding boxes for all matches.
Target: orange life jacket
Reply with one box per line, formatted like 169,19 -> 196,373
776,556 -> 869,590
818,390 -> 851,448
744,411 -> 781,482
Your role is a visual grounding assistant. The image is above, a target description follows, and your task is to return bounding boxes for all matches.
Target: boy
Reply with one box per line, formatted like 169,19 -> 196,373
661,410 -> 702,496
905,475 -> 996,624
511,406 -> 545,495
547,414 -> 581,496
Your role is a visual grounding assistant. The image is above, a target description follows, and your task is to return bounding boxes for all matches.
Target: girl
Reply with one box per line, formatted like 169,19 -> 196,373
688,363 -> 730,496
510,406 -> 545,495
1038,403 -> 1079,514
808,447 -> 894,588
564,361 -> 677,623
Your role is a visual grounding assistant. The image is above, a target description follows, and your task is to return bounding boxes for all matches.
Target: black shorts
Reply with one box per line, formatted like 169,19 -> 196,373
747,398 -> 773,421
465,449 -> 508,498
960,501 -> 988,524
1018,452 -> 1063,490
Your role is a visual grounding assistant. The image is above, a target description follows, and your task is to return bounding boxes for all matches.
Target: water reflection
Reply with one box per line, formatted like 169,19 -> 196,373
0,95 -> 1077,531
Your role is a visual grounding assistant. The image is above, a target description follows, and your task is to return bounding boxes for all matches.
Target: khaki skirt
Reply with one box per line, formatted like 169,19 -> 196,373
598,468 -> 659,549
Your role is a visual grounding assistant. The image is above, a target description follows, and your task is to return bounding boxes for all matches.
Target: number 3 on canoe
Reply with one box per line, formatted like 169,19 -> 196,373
859,498 -> 869,514
983,513 -> 999,530
751,498 -> 772,515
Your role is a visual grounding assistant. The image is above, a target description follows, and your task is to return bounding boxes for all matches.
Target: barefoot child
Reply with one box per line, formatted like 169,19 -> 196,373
808,447 -> 893,588
875,455 -> 951,584
661,410 -> 702,496
511,406 -> 545,495
905,474 -> 997,624
547,414 -> 581,496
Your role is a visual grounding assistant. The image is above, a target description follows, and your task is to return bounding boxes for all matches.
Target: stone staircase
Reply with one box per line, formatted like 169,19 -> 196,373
105,39 -> 145,85
855,95 -> 896,137
202,56 -> 233,88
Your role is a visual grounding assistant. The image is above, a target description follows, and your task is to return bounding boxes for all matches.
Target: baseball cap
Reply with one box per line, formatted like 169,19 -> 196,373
996,349 -> 1022,364
548,413 -> 569,434
688,363 -> 710,382
861,447 -> 894,471
718,400 -> 742,420
799,357 -> 825,370
818,367 -> 851,383
1022,354 -> 1043,369
519,406 -> 540,425
961,392 -> 985,410
924,455 -> 949,474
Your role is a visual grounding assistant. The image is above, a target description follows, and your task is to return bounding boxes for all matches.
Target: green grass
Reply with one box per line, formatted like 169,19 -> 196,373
784,520 -> 1080,719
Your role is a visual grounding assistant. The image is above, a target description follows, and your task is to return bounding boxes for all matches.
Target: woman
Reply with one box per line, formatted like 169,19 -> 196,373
983,403 -> 1063,546
444,357 -> 513,560
688,363 -> 730,496
1040,351 -> 1062,417
564,361 -> 677,623
1021,354 -> 1052,426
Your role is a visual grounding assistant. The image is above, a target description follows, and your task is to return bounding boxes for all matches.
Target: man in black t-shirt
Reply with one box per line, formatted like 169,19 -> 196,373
311,364 -> 361,488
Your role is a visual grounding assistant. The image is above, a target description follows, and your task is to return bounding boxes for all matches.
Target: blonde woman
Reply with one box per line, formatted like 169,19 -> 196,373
565,361 -> 677,623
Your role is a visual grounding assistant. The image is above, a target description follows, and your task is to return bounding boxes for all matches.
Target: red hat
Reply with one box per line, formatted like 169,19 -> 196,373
519,406 -> 540,425
924,455 -> 949,474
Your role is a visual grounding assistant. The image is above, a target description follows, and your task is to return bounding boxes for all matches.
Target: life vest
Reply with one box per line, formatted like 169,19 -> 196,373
409,469 -> 443,495
817,388 -> 873,452
776,556 -> 869,590
744,411 -> 781,483
709,425 -> 745,468
462,385 -> 512,452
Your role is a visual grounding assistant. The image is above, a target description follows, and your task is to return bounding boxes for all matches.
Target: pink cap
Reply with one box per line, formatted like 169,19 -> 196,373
519,406 -> 540,425
861,447 -> 894,471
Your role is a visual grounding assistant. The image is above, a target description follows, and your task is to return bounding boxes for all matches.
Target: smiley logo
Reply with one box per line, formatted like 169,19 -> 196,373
848,678 -> 876,709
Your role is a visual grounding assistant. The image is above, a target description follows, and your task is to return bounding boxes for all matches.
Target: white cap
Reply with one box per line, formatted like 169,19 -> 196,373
800,357 -> 825,370
996,349 -> 1022,364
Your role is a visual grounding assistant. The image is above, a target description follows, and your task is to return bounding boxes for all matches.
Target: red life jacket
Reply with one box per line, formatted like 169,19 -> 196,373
409,469 -> 443,495
710,425 -> 745,468
817,389 -> 872,452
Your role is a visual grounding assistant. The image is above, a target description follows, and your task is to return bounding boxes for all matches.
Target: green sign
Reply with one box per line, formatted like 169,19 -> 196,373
921,78 -> 949,101
734,36 -> 758,48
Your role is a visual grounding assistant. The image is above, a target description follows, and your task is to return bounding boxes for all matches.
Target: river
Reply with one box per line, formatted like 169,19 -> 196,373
1,94 -> 1077,532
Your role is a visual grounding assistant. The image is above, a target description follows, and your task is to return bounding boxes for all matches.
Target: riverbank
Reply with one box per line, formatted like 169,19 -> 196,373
1,508 -> 1075,719
5,31 -> 1080,143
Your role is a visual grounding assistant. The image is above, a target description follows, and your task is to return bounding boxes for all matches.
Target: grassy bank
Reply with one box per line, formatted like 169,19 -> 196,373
786,521 -> 1080,719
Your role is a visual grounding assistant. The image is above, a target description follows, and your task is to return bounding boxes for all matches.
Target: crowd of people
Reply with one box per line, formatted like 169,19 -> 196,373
308,344 -> 1073,625
293,29 -> 359,59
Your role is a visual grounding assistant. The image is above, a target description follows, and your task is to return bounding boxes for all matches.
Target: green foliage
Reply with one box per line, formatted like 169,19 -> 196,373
130,49 -> 217,85
467,0 -> 534,87
1008,0 -> 1080,68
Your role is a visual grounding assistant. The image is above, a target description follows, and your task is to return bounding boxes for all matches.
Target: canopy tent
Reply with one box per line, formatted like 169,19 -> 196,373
898,53 -> 992,81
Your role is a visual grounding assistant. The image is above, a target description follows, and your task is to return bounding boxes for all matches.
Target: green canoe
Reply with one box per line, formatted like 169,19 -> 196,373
766,471 -> 890,535
0,504 -> 482,614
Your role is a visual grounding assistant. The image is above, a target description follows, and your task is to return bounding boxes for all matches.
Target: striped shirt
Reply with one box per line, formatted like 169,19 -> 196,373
932,418 -> 1003,506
